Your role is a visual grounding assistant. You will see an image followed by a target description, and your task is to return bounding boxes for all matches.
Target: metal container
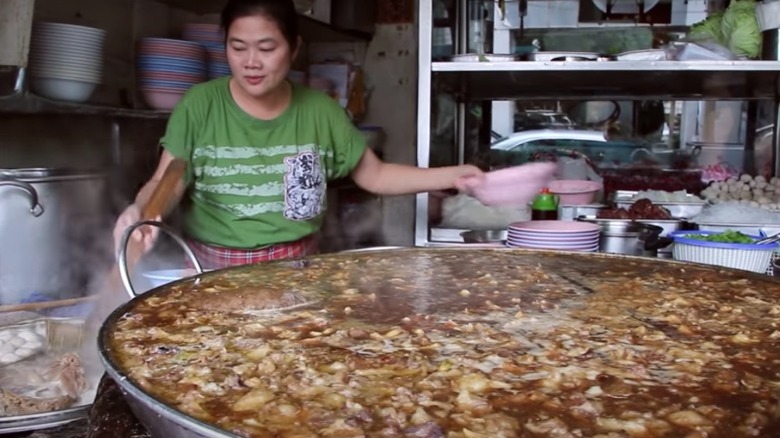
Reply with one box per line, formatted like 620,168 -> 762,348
577,217 -> 672,257
0,168 -> 110,304
558,204 -> 607,221
460,229 -> 507,243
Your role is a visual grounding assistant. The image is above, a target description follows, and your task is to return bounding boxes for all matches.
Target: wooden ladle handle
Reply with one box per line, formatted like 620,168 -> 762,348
141,158 -> 187,220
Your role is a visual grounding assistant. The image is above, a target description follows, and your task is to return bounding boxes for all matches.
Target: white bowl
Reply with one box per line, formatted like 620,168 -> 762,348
29,68 -> 102,83
142,268 -> 199,289
34,22 -> 107,37
30,77 -> 98,102
32,34 -> 105,48
29,68 -> 103,82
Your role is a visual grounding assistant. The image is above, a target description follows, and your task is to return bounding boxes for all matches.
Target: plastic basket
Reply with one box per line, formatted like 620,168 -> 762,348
669,230 -> 779,274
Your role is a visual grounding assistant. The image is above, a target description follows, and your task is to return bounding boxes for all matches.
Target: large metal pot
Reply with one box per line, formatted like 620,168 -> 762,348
0,168 -> 110,304
97,248 -> 780,437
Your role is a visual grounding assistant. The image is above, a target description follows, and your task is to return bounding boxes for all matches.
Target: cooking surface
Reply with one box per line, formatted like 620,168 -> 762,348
103,249 -> 780,437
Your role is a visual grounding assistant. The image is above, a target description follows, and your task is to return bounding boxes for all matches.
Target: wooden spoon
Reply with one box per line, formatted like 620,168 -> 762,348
122,158 -> 187,270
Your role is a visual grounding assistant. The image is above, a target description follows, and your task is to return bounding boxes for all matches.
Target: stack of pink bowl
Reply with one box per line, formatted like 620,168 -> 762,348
506,221 -> 600,252
136,38 -> 206,110
28,22 -> 106,103
182,23 -> 231,80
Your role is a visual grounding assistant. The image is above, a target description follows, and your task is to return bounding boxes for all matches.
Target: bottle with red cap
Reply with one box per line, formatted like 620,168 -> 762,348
531,188 -> 559,221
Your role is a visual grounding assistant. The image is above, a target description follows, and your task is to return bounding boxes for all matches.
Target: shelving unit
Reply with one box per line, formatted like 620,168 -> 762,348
0,0 -> 371,119
415,0 -> 780,247
0,90 -> 170,119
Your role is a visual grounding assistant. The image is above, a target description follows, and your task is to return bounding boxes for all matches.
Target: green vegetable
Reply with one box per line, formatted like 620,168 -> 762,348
686,0 -> 761,59
689,12 -> 724,43
683,230 -> 756,244
721,0 -> 761,58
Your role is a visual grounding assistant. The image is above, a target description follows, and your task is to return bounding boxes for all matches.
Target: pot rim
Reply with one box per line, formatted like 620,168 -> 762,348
0,167 -> 107,182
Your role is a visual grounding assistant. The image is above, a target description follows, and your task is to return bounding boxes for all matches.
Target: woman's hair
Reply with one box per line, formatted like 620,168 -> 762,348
220,0 -> 299,48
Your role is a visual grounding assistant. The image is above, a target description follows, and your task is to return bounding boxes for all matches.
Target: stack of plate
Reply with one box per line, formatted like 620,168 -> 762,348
28,22 -> 106,103
136,38 -> 206,110
182,23 -> 231,79
506,221 -> 601,252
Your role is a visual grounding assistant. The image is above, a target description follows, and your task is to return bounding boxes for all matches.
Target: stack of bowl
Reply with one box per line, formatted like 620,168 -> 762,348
28,22 -> 106,103
182,23 -> 231,79
136,38 -> 206,111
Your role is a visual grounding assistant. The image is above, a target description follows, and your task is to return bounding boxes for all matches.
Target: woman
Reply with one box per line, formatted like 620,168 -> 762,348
114,0 -> 482,269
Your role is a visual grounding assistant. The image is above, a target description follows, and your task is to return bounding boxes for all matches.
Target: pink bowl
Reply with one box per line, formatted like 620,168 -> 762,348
548,179 -> 602,205
459,162 -> 559,207
142,90 -> 185,110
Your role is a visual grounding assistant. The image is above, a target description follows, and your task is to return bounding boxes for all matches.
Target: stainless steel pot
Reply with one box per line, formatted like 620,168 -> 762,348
0,168 -> 110,304
577,217 -> 672,257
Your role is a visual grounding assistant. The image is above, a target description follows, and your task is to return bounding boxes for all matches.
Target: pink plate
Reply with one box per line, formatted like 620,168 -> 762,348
458,162 -> 558,207
506,242 -> 599,252
506,240 -> 598,250
508,234 -> 599,244
508,220 -> 601,233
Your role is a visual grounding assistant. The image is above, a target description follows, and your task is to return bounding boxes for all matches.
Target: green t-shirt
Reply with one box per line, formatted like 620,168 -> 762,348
160,77 -> 367,249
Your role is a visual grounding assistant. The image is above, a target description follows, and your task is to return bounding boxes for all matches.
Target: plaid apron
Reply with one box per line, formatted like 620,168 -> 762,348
187,235 -> 319,270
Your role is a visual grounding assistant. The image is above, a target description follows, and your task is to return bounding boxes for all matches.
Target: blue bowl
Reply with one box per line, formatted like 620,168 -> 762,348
137,64 -> 205,74
137,56 -> 205,66
139,80 -> 195,89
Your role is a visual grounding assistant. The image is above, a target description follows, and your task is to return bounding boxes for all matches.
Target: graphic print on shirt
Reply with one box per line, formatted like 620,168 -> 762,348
283,151 -> 325,221
191,144 -> 332,218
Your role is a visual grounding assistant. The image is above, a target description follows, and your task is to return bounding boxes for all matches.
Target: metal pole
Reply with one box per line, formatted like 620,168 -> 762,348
415,0 -> 434,247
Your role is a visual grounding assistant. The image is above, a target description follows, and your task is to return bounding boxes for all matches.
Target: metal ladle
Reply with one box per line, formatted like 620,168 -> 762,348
756,233 -> 780,245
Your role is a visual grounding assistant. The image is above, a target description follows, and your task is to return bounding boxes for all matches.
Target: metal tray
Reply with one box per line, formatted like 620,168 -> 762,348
0,405 -> 89,434
448,53 -> 520,62
526,51 -> 599,61
616,49 -> 668,61
0,315 -> 94,434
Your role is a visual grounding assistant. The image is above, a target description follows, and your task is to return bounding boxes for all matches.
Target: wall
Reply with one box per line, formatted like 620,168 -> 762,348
362,23 -> 418,246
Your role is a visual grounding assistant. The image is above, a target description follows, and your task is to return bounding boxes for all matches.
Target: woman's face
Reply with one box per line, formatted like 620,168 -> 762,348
226,14 -> 296,99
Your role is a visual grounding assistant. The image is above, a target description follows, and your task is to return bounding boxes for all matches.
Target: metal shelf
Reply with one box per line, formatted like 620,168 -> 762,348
433,60 -> 780,101
150,0 -> 371,42
0,92 -> 171,119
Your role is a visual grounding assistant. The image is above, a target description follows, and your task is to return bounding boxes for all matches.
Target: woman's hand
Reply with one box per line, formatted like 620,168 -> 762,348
453,164 -> 485,196
113,204 -> 161,255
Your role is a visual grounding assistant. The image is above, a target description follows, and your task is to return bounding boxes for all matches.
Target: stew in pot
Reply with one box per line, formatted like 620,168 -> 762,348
107,249 -> 780,437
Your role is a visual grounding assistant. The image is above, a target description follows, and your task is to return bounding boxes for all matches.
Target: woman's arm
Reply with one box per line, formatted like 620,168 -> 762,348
350,148 -> 482,195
